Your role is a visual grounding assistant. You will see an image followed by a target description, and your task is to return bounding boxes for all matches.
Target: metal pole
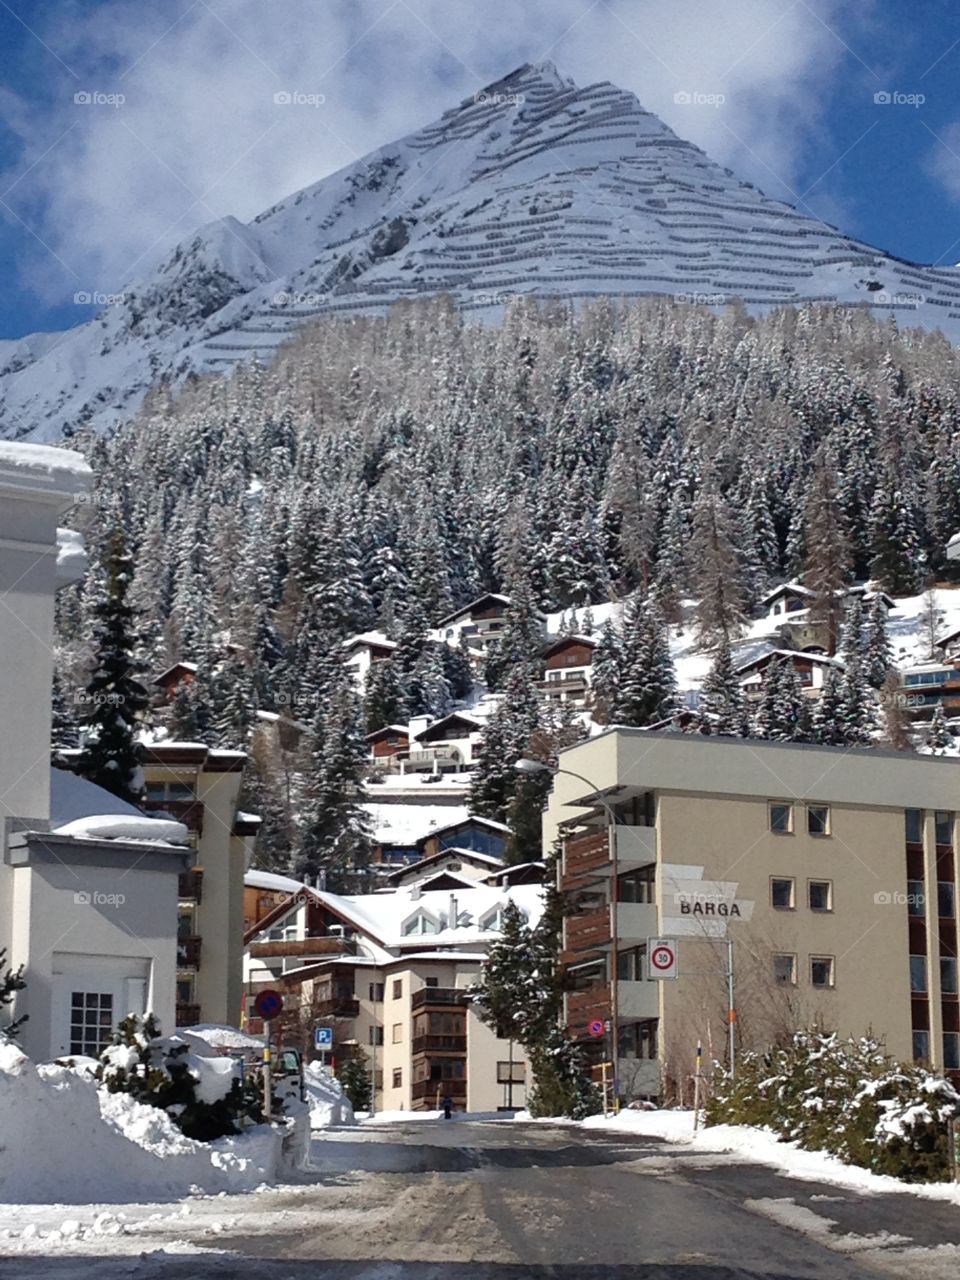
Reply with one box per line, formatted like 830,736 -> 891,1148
507,1038 -> 514,1110
726,939 -> 736,1081
263,1020 -> 272,1119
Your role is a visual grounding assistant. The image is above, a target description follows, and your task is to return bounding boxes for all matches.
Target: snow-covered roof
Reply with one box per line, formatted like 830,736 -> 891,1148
48,768 -> 188,845
153,662 -> 199,683
0,441 -> 91,491
759,582 -> 815,606
413,711 -> 485,739
342,631 -> 397,653
436,593 -> 512,627
245,868 -> 304,894
366,724 -> 410,740
363,801 -> 470,846
415,813 -> 511,844
543,633 -> 596,656
735,648 -> 842,676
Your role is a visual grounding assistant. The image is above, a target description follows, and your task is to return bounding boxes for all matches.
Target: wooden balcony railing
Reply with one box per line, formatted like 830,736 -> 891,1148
412,1034 -> 467,1055
313,996 -> 360,1019
178,867 -> 204,902
412,1079 -> 467,1103
566,985 -> 612,1039
177,935 -> 202,967
248,936 -> 356,959
143,798 -> 205,835
176,1003 -> 201,1026
563,907 -> 611,956
561,830 -> 610,888
411,987 -> 469,1011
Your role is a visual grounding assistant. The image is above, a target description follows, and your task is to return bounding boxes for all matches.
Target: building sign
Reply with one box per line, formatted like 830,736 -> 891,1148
660,864 -> 754,938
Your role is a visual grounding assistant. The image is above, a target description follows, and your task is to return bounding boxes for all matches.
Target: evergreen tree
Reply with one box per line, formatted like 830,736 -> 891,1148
699,637 -> 747,735
754,658 -> 811,742
363,656 -> 405,733
802,467 -> 850,656
76,530 -> 150,804
689,489 -> 747,651
811,667 -> 847,746
863,595 -> 893,690
925,704 -> 952,754
337,1052 -> 373,1111
469,667 -> 543,822
869,476 -> 923,596
51,670 -> 81,750
834,598 -> 877,746
612,594 -> 677,726
589,617 -> 622,724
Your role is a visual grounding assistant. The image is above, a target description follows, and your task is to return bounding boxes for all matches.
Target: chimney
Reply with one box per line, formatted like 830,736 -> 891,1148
449,893 -> 458,930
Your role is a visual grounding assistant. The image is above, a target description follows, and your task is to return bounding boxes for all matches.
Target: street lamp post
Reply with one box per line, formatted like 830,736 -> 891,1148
515,758 -> 622,1108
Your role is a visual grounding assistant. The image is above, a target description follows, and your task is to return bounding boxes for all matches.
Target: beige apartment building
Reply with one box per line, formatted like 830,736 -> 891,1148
545,730 -> 960,1103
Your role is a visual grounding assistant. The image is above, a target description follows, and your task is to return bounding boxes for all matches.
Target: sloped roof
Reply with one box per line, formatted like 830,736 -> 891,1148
436,593 -> 513,627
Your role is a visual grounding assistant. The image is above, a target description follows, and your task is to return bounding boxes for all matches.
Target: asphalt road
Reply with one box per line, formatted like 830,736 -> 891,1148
3,1119 -> 960,1278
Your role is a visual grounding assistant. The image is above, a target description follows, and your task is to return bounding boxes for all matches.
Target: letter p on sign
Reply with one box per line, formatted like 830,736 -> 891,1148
648,938 -> 678,980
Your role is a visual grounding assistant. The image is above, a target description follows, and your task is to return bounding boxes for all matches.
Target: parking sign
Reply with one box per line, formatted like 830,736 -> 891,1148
314,1026 -> 334,1051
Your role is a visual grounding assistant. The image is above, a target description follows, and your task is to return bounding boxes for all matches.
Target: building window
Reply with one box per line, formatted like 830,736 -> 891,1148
497,1061 -> 527,1083
177,978 -> 194,1004
618,865 -> 655,904
773,954 -> 796,986
807,805 -> 830,837
618,1020 -> 658,1060
617,945 -> 647,981
935,811 -> 954,846
907,881 -> 926,916
810,956 -> 835,988
941,957 -> 958,995
368,1026 -> 384,1046
913,1030 -> 930,1063
392,1069 -> 402,1088
945,1033 -> 960,1071
402,913 -> 439,936
392,1023 -> 402,1044
807,880 -> 832,912
424,976 -> 439,988
69,991 -> 114,1057
905,809 -> 924,844
910,955 -> 928,993
771,878 -> 795,910
938,882 -> 956,919
368,983 -> 384,1002
769,803 -> 792,834
393,980 -> 403,999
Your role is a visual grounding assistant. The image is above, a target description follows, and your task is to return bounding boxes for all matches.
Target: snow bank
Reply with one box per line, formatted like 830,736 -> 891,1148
0,441 -> 91,482
304,1061 -> 354,1127
0,1042 -> 285,1204
52,814 -> 188,845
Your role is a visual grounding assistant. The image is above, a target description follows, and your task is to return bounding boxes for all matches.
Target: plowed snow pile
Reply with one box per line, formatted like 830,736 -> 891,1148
0,1042 -> 282,1204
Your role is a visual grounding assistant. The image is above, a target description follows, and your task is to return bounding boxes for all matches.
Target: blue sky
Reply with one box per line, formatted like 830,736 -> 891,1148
2,0 -> 960,340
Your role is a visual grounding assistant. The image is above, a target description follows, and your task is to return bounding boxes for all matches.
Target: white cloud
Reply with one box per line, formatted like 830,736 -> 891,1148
1,0 -> 873,309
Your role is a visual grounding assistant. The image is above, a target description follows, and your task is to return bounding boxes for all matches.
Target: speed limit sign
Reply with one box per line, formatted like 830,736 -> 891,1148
648,938 -> 678,980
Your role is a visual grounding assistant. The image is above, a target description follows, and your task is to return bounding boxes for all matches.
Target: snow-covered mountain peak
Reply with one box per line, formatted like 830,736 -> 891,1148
4,63 -> 960,442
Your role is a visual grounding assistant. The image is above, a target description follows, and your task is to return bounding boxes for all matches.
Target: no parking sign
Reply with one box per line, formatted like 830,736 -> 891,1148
648,938 -> 678,980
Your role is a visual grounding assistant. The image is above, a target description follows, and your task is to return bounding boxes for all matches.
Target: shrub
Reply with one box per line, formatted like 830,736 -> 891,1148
98,1015 -> 277,1142
336,1052 -> 372,1111
527,1030 -> 603,1120
706,1029 -> 960,1183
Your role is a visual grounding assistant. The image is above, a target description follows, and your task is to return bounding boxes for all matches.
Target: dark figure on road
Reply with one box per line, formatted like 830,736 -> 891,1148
442,1095 -> 453,1119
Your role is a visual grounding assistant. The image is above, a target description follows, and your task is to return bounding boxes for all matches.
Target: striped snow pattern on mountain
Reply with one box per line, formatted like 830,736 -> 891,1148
4,61 -> 960,441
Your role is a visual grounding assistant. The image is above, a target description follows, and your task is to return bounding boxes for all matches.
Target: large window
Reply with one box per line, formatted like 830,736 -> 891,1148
905,809 -> 924,844
618,1020 -> 658,1060
618,865 -> 655,904
913,1030 -> 930,1063
935,811 -> 954,846
769,803 -> 792,835
773,954 -> 796,986
368,1026 -> 384,1046
368,982 -> 384,1002
497,1061 -> 527,1083
907,881 -> 926,916
808,880 -> 833,912
810,956 -> 835,988
807,805 -> 830,837
69,991 -> 114,1057
945,1033 -> 960,1071
617,945 -> 647,981
938,882 -> 956,919
771,878 -> 795,910
941,957 -> 958,995
910,955 -> 928,993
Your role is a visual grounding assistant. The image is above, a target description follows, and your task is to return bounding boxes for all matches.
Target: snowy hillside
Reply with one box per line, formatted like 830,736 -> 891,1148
7,61 -> 960,441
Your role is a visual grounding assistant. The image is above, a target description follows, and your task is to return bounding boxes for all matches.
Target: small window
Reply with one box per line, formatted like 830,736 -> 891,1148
910,955 -> 928,993
368,982 -> 384,1002
905,809 -> 923,844
393,980 -> 403,999
773,954 -> 796,985
497,1061 -> 527,1083
807,805 -> 830,836
810,956 -> 835,988
617,945 -> 646,981
944,1033 -> 960,1071
424,976 -> 439,988
941,957 -> 958,995
392,1023 -> 402,1044
935,811 -> 954,847
808,880 -> 832,912
913,1030 -> 930,1063
907,881 -> 926,917
771,878 -> 795,910
69,991 -> 114,1058
392,1068 -> 402,1088
938,882 -> 956,919
368,1026 -> 384,1046
770,803 -> 792,834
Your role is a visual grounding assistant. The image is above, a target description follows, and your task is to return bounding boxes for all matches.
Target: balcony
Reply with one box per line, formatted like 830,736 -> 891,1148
143,798 -> 204,835
563,907 -> 611,957
615,825 -> 656,868
616,903 -> 658,944
617,980 -> 660,1020
313,995 -> 360,1019
561,830 -> 611,888
175,1003 -> 201,1026
566,985 -> 611,1039
248,936 -> 357,959
177,935 -> 202,967
178,867 -> 204,902
412,1034 -> 467,1055
412,1079 -> 467,1104
411,987 -> 469,1011
539,674 -> 590,696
